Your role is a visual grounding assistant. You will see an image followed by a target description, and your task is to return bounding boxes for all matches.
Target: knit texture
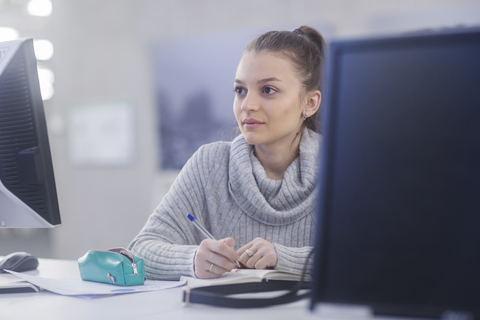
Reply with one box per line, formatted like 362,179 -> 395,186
128,128 -> 320,280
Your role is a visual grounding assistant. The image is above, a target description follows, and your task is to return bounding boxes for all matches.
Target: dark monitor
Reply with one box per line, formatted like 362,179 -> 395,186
0,38 -> 61,228
311,28 -> 480,319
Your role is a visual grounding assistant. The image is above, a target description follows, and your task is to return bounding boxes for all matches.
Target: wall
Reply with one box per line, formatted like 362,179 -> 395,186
1,0 -> 479,259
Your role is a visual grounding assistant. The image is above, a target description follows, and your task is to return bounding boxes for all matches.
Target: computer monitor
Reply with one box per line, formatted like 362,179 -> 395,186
311,28 -> 480,319
0,38 -> 61,228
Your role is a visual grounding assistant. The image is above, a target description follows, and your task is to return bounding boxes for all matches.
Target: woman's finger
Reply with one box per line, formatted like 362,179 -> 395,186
207,239 -> 239,262
253,250 -> 277,269
195,239 -> 238,278
236,238 -> 278,269
204,250 -> 236,270
244,246 -> 263,268
237,242 -> 252,255
220,237 -> 236,249
237,244 -> 256,266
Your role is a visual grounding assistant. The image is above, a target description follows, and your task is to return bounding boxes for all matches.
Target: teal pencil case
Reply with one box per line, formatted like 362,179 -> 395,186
78,247 -> 145,286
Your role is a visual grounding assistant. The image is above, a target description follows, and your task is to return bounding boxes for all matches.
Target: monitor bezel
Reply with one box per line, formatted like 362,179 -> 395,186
310,27 -> 480,319
0,38 -> 61,228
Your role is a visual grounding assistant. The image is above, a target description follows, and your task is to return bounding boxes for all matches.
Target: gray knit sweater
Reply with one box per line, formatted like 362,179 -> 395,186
128,128 -> 320,280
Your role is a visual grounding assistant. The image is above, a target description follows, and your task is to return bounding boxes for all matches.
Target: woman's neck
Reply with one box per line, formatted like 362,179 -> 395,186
254,133 -> 302,180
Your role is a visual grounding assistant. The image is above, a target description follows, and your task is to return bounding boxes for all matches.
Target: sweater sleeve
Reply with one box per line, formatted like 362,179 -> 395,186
128,143 -> 223,280
274,244 -> 314,275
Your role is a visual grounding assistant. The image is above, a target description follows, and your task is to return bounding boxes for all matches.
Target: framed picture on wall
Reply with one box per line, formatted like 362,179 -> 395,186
68,101 -> 135,167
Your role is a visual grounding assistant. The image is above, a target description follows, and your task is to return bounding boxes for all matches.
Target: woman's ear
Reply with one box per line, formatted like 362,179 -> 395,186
304,90 -> 321,117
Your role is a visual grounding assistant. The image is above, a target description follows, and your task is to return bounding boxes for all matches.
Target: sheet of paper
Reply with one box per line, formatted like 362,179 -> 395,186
6,270 -> 185,296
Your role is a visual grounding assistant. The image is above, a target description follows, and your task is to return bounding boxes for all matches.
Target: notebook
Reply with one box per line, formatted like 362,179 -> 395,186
0,279 -> 39,294
181,269 -> 311,288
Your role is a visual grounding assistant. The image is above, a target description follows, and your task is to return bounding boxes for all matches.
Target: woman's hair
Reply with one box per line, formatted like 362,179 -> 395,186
244,26 -> 325,133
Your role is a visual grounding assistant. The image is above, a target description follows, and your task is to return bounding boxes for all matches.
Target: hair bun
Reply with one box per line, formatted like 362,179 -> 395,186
293,29 -> 306,35
297,26 -> 325,57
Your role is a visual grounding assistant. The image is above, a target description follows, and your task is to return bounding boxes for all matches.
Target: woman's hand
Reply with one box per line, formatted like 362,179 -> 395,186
237,237 -> 278,269
194,237 -> 239,279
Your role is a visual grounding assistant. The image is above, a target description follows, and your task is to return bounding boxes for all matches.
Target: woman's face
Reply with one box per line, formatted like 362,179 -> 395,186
233,51 -> 305,147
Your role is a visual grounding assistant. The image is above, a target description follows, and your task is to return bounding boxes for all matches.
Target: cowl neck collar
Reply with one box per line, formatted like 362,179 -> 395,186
228,128 -> 320,226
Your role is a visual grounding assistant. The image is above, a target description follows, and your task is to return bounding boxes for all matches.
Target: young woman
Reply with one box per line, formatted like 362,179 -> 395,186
129,26 -> 325,280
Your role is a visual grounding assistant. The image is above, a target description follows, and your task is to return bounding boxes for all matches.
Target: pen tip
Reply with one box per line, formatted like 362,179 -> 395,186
187,214 -> 194,221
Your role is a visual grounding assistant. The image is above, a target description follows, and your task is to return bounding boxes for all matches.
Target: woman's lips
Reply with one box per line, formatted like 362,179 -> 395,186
243,118 -> 264,129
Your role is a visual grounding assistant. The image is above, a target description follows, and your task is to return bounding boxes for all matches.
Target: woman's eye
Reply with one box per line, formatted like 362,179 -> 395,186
263,86 -> 277,95
234,87 -> 246,95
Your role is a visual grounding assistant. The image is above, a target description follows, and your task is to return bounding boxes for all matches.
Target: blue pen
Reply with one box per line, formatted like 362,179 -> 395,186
187,214 -> 241,268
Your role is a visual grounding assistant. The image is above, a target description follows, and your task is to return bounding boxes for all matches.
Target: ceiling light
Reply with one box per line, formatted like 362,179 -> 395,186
27,0 -> 52,17
38,67 -> 55,84
33,39 -> 54,60
0,27 -> 19,42
37,67 -> 55,100
39,81 -> 54,100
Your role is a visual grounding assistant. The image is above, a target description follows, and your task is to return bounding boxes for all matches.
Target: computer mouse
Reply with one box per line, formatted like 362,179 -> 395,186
0,252 -> 39,273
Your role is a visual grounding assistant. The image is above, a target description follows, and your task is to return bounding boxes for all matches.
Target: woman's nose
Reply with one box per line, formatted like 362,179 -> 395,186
241,93 -> 259,112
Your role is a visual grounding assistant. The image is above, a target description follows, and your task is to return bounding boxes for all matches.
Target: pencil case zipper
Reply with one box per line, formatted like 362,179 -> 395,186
90,247 -> 138,276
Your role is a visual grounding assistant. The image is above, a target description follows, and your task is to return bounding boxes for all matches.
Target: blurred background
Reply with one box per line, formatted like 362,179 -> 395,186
1,0 -> 479,260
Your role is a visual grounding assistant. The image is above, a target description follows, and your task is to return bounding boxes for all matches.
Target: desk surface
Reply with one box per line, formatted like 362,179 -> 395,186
0,258 -> 319,320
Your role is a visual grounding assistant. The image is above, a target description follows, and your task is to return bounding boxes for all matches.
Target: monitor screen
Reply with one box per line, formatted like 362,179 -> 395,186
311,28 -> 480,319
0,38 -> 61,228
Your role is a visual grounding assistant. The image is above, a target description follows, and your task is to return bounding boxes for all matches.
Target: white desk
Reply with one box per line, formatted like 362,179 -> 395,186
0,258 -> 319,320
